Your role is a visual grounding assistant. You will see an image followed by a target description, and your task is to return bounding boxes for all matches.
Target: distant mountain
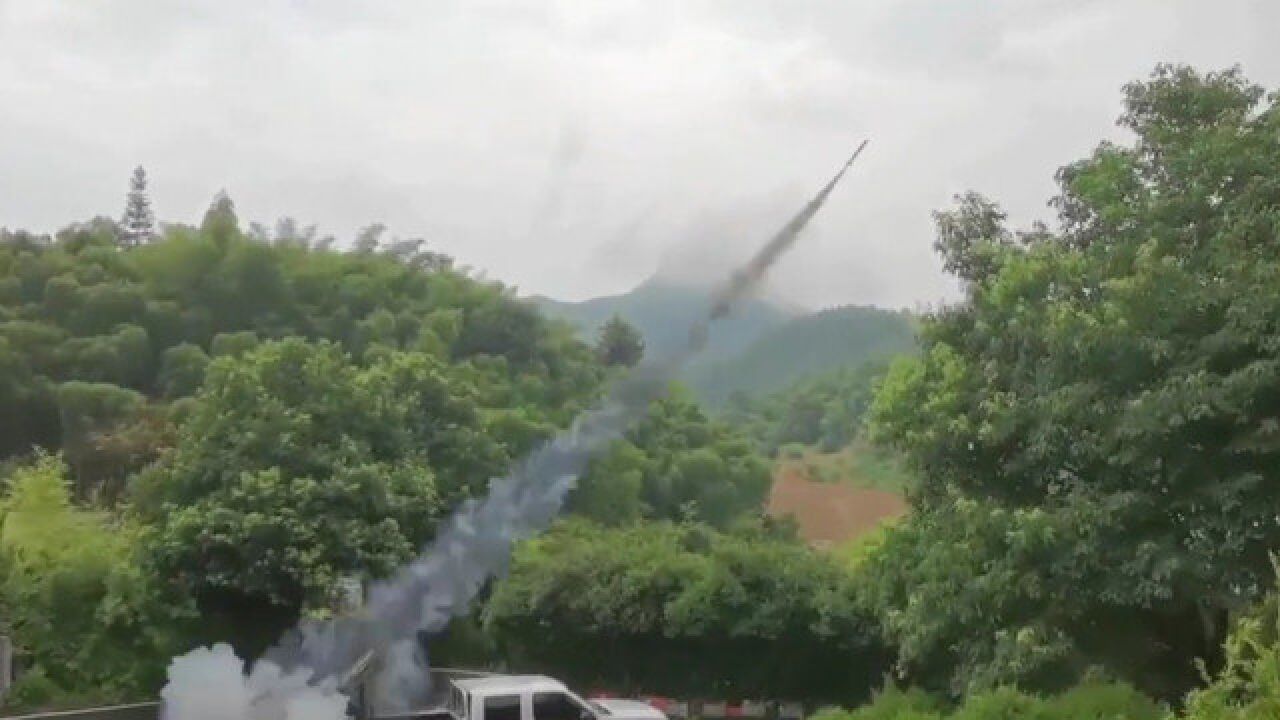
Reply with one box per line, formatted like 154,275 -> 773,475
533,278 -> 797,365
533,282 -> 916,406
686,305 -> 917,406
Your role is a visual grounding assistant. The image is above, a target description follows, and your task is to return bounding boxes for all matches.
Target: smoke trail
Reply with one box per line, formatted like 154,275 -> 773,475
688,140 -> 868,353
161,141 -> 868,720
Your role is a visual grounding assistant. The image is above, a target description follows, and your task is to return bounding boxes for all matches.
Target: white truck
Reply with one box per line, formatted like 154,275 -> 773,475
425,675 -> 666,720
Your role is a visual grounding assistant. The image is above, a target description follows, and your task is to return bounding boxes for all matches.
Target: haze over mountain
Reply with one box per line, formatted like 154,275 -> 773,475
533,277 -> 916,402
532,277 -> 798,366
688,305 -> 917,405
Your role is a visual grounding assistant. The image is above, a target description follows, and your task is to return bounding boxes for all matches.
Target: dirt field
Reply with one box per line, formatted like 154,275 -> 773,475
766,466 -> 906,549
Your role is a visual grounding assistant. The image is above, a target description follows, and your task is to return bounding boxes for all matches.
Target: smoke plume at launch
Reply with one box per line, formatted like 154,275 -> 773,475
160,141 -> 868,720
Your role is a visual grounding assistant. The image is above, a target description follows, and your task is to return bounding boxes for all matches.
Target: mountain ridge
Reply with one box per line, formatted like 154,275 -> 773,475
532,277 -> 798,366
530,278 -> 916,403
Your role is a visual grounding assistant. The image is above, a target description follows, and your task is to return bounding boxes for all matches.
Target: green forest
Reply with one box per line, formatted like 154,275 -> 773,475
5,64 -> 1280,720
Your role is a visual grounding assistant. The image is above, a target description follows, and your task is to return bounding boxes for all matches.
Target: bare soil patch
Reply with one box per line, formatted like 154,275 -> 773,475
767,466 -> 906,549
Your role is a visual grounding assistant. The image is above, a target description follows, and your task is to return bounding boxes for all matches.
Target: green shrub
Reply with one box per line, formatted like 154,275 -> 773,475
781,443 -> 807,460
952,687 -> 1047,720
810,686 -> 944,720
0,454 -> 190,705
4,668 -> 61,710
1183,589 -> 1280,719
1042,680 -> 1164,720
2,667 -> 120,714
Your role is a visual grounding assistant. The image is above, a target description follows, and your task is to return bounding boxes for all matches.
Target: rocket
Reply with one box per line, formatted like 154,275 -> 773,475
693,139 -> 870,349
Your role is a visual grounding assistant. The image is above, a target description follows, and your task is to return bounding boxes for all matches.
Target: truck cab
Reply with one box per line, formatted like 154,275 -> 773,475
444,676 -> 666,720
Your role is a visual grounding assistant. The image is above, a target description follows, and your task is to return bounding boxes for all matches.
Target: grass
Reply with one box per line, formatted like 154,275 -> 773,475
783,439 -> 914,494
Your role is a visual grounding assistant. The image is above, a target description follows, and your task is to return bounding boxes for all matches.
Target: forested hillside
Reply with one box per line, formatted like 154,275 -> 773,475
534,278 -> 795,365
0,201 -> 780,708
543,282 -> 917,408
0,208 -> 603,486
689,305 -> 916,406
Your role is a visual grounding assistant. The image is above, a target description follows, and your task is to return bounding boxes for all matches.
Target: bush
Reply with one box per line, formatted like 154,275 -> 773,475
1183,588 -> 1280,719
0,454 -> 190,706
952,688 -> 1046,720
781,443 -> 807,460
2,668 -> 120,714
4,668 -> 61,710
1042,680 -> 1163,720
834,687 -> 944,720
813,682 -> 1163,720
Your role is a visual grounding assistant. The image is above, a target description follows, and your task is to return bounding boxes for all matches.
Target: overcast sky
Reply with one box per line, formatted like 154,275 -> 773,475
2,1 -> 1278,309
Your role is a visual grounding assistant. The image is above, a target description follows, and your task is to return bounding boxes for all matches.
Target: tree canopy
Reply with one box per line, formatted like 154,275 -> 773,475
0,455 -> 188,707
0,203 -> 604,498
723,360 -> 890,455
568,388 -> 771,528
484,519 -> 889,704
595,314 -> 645,367
864,64 -> 1280,700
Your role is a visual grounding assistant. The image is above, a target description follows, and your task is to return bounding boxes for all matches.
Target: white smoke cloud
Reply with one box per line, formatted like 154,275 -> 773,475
161,644 -> 349,720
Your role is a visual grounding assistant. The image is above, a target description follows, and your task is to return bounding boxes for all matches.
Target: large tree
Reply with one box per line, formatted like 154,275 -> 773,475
135,339 -> 510,656
866,65 -> 1280,700
595,314 -> 645,367
568,388 -> 771,528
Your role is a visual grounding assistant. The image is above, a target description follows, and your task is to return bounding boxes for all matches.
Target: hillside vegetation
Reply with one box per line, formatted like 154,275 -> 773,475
690,305 -> 916,406
534,278 -> 794,365
0,203 -> 780,707
724,360 -> 892,456
860,64 -> 1280,705
537,282 -> 915,407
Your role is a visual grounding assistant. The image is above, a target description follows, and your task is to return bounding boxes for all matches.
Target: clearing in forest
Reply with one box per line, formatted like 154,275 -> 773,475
766,454 -> 907,550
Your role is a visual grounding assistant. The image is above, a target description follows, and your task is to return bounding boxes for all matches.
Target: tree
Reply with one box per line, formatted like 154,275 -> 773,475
930,191 -> 1013,286
595,314 -> 645,367
134,339 -> 515,656
726,361 -> 891,454
568,388 -> 771,528
119,167 -> 155,248
1183,573 -> 1280,719
0,211 -> 604,489
156,343 -> 209,398
353,222 -> 386,254
454,294 -> 547,367
484,519 -> 889,704
0,336 -> 58,457
200,190 -> 239,246
867,65 -> 1280,700
54,381 -> 145,500
0,207 -> 611,702
0,455 -> 192,707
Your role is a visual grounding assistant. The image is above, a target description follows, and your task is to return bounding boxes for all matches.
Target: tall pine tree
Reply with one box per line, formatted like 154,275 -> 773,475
119,166 -> 155,248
